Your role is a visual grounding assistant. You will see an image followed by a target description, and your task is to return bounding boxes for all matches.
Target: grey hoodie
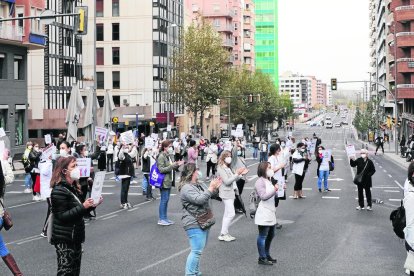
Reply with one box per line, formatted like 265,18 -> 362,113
180,183 -> 214,230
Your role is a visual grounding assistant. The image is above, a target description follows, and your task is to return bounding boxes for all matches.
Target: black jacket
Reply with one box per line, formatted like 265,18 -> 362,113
119,153 -> 134,176
350,157 -> 376,187
142,155 -> 151,173
51,181 -> 92,245
29,150 -> 41,169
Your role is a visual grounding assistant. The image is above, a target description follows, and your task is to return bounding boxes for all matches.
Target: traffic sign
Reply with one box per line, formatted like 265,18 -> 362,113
112,117 -> 119,123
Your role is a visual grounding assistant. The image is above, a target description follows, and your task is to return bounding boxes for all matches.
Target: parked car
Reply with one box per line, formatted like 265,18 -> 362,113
335,123 -> 341,127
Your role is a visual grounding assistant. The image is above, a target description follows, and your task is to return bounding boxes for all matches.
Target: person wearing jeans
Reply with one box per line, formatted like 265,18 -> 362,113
217,150 -> 247,242
157,140 -> 183,226
316,146 -> 333,193
255,162 -> 278,265
179,163 -> 221,276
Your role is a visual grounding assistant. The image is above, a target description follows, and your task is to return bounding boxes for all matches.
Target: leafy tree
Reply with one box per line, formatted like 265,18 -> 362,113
169,19 -> 230,135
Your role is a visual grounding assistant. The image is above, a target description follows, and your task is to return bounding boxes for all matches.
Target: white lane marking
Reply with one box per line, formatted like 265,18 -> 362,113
384,190 -> 401,193
383,170 -> 387,173
243,187 -> 254,190
322,196 -> 340,199
136,214 -> 245,273
247,162 -> 259,168
389,199 -> 402,202
329,189 -> 342,191
394,180 -> 404,190
379,165 -> 383,168
103,185 -> 116,188
101,192 -> 114,195
6,191 -> 24,194
17,237 -> 43,245
388,174 -> 393,178
302,188 -> 312,191
127,198 -> 161,212
372,187 -> 399,189
6,234 -> 44,245
101,214 -> 118,221
8,201 -> 42,209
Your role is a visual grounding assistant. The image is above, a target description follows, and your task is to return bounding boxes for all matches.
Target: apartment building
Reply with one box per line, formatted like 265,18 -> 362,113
254,0 -> 278,88
27,0 -> 83,138
0,0 -> 45,154
188,0 -> 256,71
82,0 -> 183,132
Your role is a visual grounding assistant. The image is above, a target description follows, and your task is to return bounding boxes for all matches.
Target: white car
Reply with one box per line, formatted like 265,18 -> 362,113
326,121 -> 333,129
335,123 -> 341,127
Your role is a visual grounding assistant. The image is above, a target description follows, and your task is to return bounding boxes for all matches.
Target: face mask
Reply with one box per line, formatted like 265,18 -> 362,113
60,149 -> 68,157
266,169 -> 274,178
168,147 -> 174,154
225,157 -> 232,164
276,141 -> 280,145
300,149 -> 305,153
281,143 -> 285,147
84,150 -> 89,157
361,154 -> 367,158
197,171 -> 202,179
34,147 -> 39,151
237,150 -> 241,156
70,167 -> 81,181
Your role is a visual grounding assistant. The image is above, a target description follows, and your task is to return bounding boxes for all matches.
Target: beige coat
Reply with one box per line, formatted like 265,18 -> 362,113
254,177 -> 277,226
217,164 -> 241,200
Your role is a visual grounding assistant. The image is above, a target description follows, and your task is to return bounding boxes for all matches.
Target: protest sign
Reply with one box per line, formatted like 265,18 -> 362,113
0,128 -> 5,138
167,125 -> 172,132
120,130 -> 134,144
309,138 -> 317,153
145,137 -> 155,148
95,127 -> 109,143
163,132 -> 167,140
151,133 -> 159,141
77,158 -> 91,177
346,145 -> 356,157
288,131 -> 293,137
91,171 -> 106,205
44,134 -> 52,145
322,150 -> 332,161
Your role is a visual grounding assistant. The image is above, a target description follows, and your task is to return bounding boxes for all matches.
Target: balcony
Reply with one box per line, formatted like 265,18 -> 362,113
0,24 -> 23,42
222,39 -> 234,48
397,84 -> 414,99
395,5 -> 414,22
215,25 -> 233,33
204,10 -> 234,18
396,32 -> 414,47
397,58 -> 414,73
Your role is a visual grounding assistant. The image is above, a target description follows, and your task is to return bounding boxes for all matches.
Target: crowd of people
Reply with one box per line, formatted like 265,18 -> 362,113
4,128 -> 414,275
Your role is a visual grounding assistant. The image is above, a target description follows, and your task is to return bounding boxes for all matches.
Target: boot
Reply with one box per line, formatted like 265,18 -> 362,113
2,254 -> 23,276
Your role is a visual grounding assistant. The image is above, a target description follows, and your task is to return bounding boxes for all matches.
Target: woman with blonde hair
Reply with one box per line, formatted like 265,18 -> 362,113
216,150 -> 248,242
179,163 -> 221,276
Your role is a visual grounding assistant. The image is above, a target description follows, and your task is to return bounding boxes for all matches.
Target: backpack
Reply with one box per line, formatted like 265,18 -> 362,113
389,200 -> 406,239
249,189 -> 261,219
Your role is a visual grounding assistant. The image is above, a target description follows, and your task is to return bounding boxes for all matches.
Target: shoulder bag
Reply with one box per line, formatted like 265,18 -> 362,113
0,200 -> 13,231
353,160 -> 369,185
184,185 -> 216,230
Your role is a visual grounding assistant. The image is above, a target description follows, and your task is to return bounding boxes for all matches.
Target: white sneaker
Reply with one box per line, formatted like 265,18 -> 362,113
406,268 -> 410,275
120,204 -> 125,209
33,195 -> 41,201
356,206 -> 365,211
23,188 -> 31,194
131,180 -> 138,184
367,206 -> 372,211
218,234 -> 235,242
126,203 -> 133,208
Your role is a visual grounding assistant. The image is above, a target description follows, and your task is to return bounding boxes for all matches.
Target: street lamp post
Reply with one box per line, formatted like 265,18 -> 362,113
166,23 -> 178,138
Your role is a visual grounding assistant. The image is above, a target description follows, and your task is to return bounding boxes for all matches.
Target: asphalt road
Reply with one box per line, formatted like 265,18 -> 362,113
0,115 -> 409,275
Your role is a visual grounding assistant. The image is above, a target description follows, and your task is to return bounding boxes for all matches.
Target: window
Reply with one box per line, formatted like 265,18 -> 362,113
112,23 -> 119,40
213,19 -> 220,27
96,48 -> 104,65
0,53 -> 5,79
16,7 -> 24,35
14,55 -> 23,80
97,72 -> 104,89
15,108 -> 25,146
112,0 -> 119,17
96,0 -> 103,17
112,47 -> 120,65
113,95 -> 120,107
112,71 -> 120,89
0,109 -> 7,130
96,24 -> 104,41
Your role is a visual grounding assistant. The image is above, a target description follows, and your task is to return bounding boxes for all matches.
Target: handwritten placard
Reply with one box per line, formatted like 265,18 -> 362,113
346,145 -> 356,157
151,133 -> 159,141
91,171 -> 106,205
41,145 -> 56,160
0,128 -> 5,138
95,127 -> 109,143
145,137 -> 155,148
77,158 -> 91,178
120,130 -> 134,144
44,134 -> 52,145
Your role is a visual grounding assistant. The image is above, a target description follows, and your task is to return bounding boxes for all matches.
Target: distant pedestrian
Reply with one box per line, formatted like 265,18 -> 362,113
316,146 -> 334,193
0,149 -> 23,275
22,141 -> 33,193
217,151 -> 248,241
205,137 -> 218,180
199,137 -> 206,161
350,149 -> 376,211
187,140 -> 198,165
157,140 -> 183,226
254,162 -> 278,266
259,139 -> 269,162
179,163 -> 222,276
29,143 -> 42,201
50,156 -> 102,276
106,142 -> 114,172
118,144 -> 135,209
141,148 -> 155,201
252,136 -> 259,160
375,135 -> 384,155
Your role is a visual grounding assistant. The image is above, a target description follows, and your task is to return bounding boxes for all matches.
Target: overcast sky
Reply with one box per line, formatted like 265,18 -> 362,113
279,0 -> 370,90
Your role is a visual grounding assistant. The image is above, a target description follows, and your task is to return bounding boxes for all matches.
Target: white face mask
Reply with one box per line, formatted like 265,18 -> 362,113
224,157 -> 232,164
266,169 -> 274,178
281,143 -> 285,147
168,147 -> 174,154
70,167 -> 81,181
300,148 -> 305,153
60,149 -> 68,157
361,154 -> 367,159
84,150 -> 89,157
34,147 -> 39,151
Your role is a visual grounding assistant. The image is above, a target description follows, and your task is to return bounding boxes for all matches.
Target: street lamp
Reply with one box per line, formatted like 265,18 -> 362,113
166,23 -> 178,138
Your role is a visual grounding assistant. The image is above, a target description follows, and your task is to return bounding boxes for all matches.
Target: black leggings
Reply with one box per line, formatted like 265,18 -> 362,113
375,143 -> 384,153
206,160 -> 217,177
121,177 -> 131,204
357,185 -> 372,208
42,198 -> 52,233
294,173 -> 305,191
234,179 -> 246,210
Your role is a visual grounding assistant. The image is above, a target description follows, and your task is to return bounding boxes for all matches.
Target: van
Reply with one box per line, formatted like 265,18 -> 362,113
326,121 -> 333,129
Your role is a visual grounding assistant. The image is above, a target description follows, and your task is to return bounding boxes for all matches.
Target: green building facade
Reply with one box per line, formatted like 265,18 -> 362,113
254,0 -> 278,89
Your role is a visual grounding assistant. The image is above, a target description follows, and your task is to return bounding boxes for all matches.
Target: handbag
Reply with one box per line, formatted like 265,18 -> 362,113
184,204 -> 215,230
149,163 -> 165,188
0,200 -> 13,231
329,161 -> 335,171
353,160 -> 369,185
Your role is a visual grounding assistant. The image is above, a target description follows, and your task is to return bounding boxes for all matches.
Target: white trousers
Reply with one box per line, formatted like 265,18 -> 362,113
221,198 -> 235,235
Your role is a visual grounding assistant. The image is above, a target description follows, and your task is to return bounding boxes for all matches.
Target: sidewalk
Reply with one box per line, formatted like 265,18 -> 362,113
355,132 -> 408,170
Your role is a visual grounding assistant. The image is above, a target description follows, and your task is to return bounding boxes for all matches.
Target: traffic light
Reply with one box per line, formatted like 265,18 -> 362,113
75,6 -> 88,35
331,78 -> 337,91
386,115 -> 391,128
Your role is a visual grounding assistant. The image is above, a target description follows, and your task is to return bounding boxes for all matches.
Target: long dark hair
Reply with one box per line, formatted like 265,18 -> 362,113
0,161 -> 5,198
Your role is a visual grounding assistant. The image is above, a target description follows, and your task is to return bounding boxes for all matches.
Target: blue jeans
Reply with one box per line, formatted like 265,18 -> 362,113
257,225 -> 275,258
186,228 -> 209,276
142,174 -> 148,193
0,218 -> 10,257
24,173 -> 32,189
318,170 -> 329,190
260,152 -> 268,162
159,188 -> 171,221
253,147 -> 258,159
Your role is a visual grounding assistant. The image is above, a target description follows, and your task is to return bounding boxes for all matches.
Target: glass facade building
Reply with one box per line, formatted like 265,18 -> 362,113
254,0 -> 278,88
